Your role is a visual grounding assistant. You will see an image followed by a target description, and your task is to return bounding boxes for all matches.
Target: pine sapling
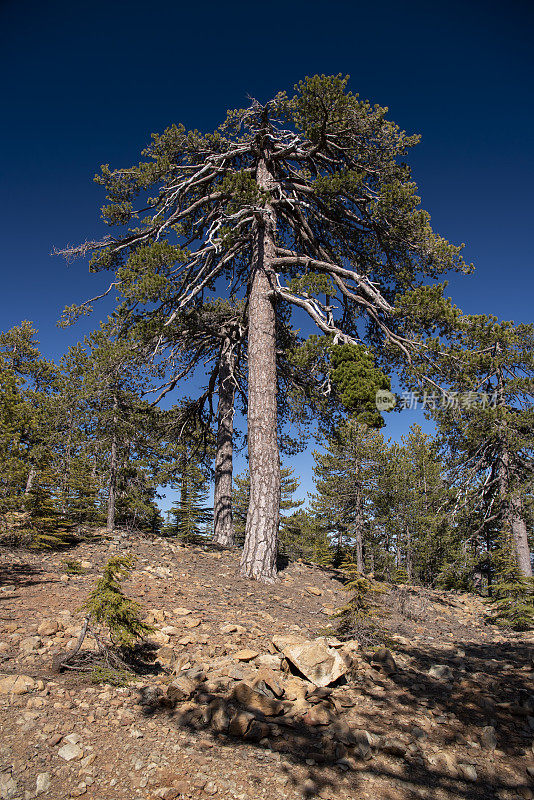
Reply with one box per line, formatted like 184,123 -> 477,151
490,533 -> 534,631
83,555 -> 154,647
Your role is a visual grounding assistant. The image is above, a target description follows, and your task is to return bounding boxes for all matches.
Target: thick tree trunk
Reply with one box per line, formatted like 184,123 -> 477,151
509,491 -> 532,577
212,337 -> 235,547
106,393 -> 118,534
494,354 -> 532,577
241,158 -> 280,582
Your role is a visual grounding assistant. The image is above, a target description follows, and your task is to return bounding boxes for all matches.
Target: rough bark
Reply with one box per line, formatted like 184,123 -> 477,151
354,482 -> 364,573
212,336 -> 235,547
106,393 -> 118,534
495,357 -> 532,577
24,465 -> 36,495
509,491 -> 532,577
241,158 -> 281,582
60,407 -> 74,514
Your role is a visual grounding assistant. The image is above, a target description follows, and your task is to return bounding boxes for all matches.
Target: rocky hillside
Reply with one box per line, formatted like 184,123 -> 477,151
0,532 -> 533,800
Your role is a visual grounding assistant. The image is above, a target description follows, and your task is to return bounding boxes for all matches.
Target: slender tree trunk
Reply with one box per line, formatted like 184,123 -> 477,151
60,407 -> 74,514
213,336 -> 236,547
241,158 -> 280,582
354,482 -> 364,573
406,523 -> 413,580
24,465 -> 36,495
106,393 -> 118,534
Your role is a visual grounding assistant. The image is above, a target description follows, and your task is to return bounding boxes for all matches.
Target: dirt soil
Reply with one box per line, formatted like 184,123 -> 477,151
0,531 -> 533,800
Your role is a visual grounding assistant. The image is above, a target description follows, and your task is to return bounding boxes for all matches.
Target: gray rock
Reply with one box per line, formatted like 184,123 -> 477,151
480,725 -> 497,749
274,639 -> 348,687
371,648 -> 397,675
58,742 -> 84,761
0,774 -> 18,800
36,773 -> 51,794
457,763 -> 478,782
428,664 -> 454,681
256,654 -> 283,670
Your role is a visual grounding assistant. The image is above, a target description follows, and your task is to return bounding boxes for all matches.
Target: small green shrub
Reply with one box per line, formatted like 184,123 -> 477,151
83,555 -> 154,647
62,559 -> 85,575
89,666 -> 138,686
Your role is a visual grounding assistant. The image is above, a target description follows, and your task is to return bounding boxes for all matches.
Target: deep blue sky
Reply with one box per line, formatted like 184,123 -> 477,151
1,0 -> 533,505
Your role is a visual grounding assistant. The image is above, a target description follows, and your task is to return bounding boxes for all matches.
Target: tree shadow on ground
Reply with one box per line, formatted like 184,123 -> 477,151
136,635 -> 533,800
0,562 -> 49,590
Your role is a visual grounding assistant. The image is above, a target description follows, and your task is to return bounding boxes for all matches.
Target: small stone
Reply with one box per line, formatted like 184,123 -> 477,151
220,624 -> 238,634
173,608 -> 193,616
480,725 -> 497,749
148,631 -> 170,646
184,618 -> 202,629
457,763 -> 478,782
428,664 -> 454,681
204,782 -> 218,794
38,620 -> 58,636
47,733 -> 63,746
235,649 -> 259,662
306,587 -> 323,596
380,737 -> 407,757
36,773 -> 51,794
155,789 -> 181,800
58,742 -> 84,761
412,726 -> 427,741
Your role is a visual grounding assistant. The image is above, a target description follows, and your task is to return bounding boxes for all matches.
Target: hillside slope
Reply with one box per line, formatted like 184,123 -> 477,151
0,533 -> 533,800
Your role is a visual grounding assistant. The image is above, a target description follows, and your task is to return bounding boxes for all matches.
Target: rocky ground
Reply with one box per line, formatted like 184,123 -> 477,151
0,531 -> 533,800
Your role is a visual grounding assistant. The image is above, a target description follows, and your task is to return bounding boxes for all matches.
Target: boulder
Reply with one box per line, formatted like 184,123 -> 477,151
252,667 -> 284,698
371,648 -> 397,675
301,703 -> 332,726
229,711 -> 254,737
256,653 -> 283,670
232,681 -> 284,716
0,674 -> 35,695
167,676 -> 198,703
275,639 -> 348,687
